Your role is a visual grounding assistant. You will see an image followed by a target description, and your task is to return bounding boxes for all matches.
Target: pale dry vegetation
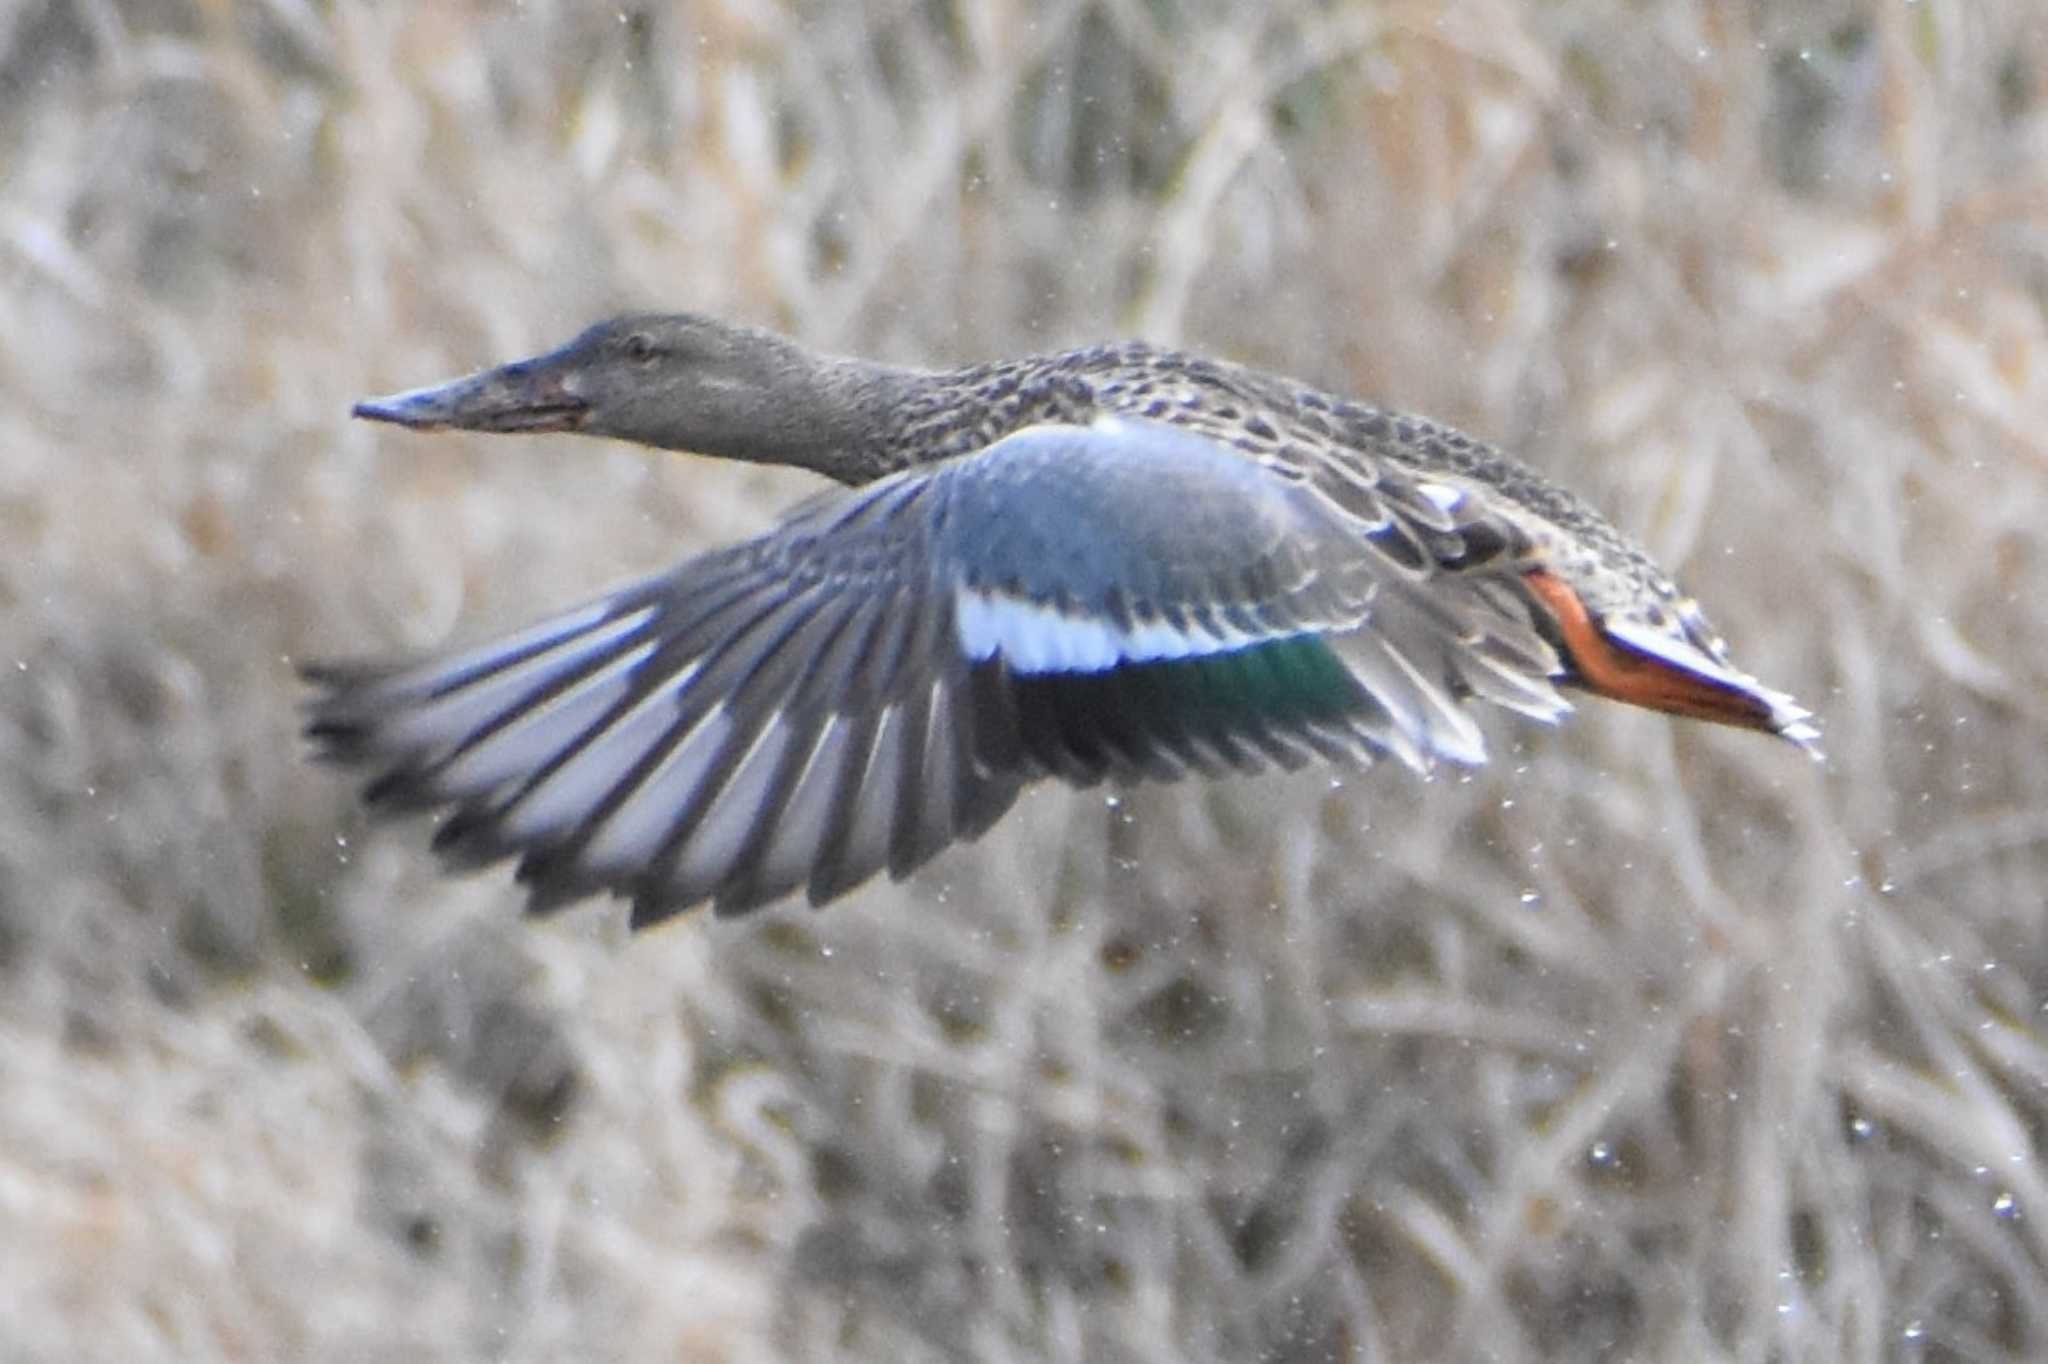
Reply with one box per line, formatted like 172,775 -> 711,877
2,1 -> 2046,1360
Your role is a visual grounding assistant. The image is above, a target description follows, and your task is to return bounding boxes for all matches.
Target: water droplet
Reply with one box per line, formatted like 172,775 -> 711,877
1993,1191 -> 2019,1220
1848,1116 -> 1874,1142
1902,1319 -> 1925,1341
1519,889 -> 1541,907
1587,1141 -> 1614,1168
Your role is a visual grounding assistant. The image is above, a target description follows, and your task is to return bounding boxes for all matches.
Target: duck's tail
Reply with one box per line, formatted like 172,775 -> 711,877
1521,568 -> 1823,758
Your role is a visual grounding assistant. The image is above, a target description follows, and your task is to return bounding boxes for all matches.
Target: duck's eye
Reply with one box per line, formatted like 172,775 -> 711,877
621,333 -> 658,364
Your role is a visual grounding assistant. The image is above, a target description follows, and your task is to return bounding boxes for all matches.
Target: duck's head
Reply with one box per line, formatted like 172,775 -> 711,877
353,313 -> 848,462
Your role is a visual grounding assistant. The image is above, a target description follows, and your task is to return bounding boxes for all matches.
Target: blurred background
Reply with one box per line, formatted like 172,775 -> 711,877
2,1 -> 2045,1359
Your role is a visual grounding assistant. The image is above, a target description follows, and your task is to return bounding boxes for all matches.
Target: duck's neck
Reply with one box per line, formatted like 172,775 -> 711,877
785,357 -> 937,484
653,354 -> 936,487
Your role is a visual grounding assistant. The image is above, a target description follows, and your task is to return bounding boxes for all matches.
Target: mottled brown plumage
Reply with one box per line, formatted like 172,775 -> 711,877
307,314 -> 1818,924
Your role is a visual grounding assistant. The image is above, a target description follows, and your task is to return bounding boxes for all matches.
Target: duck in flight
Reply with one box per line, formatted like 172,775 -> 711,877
304,314 -> 1819,926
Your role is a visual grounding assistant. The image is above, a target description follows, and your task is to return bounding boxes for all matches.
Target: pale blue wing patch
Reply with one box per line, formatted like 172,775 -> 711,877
939,416 -> 1375,676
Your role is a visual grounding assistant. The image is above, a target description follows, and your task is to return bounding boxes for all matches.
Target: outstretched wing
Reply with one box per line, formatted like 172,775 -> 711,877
306,471 -> 1019,925
304,416 -> 1563,923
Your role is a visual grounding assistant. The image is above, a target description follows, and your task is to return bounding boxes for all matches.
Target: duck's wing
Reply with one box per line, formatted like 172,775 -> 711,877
929,416 -> 1567,777
304,473 -> 1023,925
1285,445 -> 1575,743
303,416 -> 1557,923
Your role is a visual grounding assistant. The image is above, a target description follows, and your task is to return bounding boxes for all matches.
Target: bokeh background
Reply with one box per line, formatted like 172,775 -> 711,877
3,1 -> 2046,1359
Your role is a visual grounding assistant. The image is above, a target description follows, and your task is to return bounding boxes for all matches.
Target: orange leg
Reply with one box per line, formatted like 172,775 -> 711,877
1521,568 -> 1774,732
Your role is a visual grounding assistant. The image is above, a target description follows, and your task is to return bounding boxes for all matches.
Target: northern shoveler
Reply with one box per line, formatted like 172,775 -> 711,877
305,314 -> 1819,925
